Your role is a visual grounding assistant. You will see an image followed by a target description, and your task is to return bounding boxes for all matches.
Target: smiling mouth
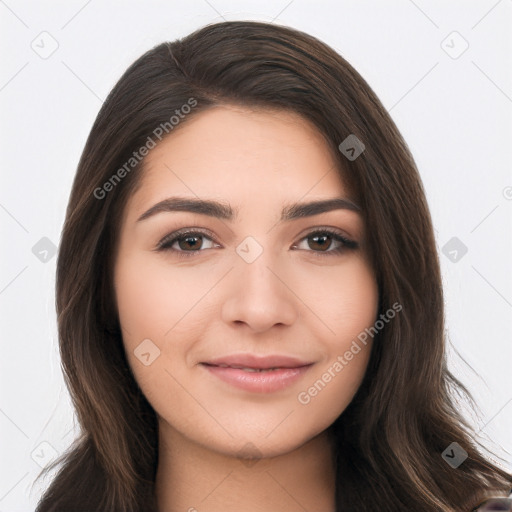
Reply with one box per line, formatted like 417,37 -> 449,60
200,355 -> 314,393
202,363 -> 296,373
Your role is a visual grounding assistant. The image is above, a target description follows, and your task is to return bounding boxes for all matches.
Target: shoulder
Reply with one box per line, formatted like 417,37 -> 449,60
473,489 -> 512,511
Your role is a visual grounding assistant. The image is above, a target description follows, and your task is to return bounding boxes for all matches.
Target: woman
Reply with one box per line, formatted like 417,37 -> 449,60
34,20 -> 512,511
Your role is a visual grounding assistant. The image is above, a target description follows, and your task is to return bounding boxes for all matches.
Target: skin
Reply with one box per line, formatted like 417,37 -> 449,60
113,105 -> 379,512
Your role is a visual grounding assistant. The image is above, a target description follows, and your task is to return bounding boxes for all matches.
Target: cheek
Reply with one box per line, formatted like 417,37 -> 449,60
294,348 -> 371,437
114,251 -> 221,395
114,251 -> 210,342
292,254 -> 379,341
113,252 -> 201,411
293,257 -> 378,417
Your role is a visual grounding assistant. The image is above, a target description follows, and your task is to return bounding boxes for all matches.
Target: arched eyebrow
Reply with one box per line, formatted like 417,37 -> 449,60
136,196 -> 361,223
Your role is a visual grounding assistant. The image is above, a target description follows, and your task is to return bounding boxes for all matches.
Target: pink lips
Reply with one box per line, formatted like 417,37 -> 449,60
200,354 -> 313,393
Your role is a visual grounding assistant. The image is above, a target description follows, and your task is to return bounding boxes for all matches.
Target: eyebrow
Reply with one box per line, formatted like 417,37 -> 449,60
136,196 -> 361,223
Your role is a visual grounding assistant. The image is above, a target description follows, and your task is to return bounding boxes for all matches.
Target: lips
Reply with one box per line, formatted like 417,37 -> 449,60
203,354 -> 311,369
200,354 -> 313,393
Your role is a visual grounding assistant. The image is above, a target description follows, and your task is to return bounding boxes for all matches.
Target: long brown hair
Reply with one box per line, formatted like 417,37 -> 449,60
34,20 -> 512,511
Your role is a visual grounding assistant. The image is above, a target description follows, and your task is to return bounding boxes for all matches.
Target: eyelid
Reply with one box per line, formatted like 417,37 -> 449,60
291,227 -> 358,253
294,225 -> 356,245
155,227 -> 219,252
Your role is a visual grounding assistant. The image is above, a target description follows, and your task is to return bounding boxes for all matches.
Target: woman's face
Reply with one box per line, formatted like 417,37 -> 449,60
114,105 -> 379,459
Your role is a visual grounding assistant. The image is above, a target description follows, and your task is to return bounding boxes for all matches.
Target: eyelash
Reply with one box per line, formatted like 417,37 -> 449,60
155,227 -> 358,259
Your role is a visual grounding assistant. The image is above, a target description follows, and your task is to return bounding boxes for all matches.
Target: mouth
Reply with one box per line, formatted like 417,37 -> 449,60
203,364 -> 290,372
200,354 -> 314,393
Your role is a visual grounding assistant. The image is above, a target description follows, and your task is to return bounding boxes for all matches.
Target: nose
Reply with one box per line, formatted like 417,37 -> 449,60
221,252 -> 299,334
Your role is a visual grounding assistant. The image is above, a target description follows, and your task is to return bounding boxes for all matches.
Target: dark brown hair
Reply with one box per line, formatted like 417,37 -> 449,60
34,20 -> 512,511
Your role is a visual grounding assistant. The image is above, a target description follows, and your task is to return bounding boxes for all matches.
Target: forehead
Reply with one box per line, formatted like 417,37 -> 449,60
126,105 -> 352,220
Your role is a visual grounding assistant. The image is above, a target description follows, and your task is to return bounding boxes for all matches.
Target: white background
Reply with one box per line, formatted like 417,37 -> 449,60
1,1 -> 511,510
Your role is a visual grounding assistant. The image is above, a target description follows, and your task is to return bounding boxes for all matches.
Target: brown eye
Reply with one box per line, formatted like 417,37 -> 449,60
157,230 -> 217,255
294,229 -> 358,255
177,234 -> 204,251
307,233 -> 335,252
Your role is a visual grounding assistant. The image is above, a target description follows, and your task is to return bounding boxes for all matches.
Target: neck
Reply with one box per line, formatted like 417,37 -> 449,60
155,421 -> 336,512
